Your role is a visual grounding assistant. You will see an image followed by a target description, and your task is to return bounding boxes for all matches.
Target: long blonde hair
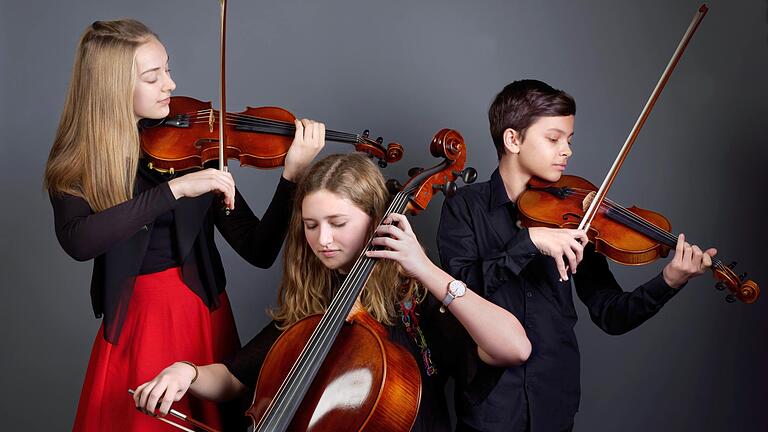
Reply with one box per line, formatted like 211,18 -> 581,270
44,19 -> 157,211
271,154 -> 422,327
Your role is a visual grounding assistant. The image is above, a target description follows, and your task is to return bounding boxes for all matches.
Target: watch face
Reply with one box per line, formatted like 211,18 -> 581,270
449,280 -> 466,297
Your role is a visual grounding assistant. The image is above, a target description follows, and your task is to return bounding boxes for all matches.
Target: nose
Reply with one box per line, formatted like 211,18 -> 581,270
318,223 -> 333,247
163,72 -> 176,94
561,141 -> 572,158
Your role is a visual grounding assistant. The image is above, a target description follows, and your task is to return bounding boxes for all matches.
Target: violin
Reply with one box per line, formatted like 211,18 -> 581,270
517,5 -> 759,304
517,175 -> 759,303
247,129 -> 476,432
139,96 -> 404,174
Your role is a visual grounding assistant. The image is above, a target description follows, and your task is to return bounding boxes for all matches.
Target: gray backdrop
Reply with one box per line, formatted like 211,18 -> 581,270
1,0 -> 766,430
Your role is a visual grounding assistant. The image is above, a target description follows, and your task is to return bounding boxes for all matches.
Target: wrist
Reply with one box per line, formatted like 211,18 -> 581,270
178,360 -> 198,384
167,178 -> 183,200
662,267 -> 683,289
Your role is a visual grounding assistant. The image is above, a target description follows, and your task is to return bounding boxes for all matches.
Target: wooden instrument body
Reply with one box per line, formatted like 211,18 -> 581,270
248,310 -> 422,432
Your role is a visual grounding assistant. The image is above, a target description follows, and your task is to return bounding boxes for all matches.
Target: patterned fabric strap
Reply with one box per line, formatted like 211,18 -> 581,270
398,297 -> 437,376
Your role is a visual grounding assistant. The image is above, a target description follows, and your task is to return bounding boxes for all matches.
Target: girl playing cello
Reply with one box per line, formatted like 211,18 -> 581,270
133,153 -> 532,431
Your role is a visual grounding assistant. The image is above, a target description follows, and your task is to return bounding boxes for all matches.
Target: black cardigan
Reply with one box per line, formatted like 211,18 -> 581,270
50,163 -> 296,343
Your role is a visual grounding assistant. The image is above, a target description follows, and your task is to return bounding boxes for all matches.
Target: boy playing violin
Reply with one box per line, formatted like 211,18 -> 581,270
437,79 -> 716,432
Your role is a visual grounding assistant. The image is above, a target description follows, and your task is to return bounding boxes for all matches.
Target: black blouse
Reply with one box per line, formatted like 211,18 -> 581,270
224,297 -> 458,432
50,161 -> 296,343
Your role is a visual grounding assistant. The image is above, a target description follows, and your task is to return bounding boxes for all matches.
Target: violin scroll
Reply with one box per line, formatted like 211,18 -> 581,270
712,261 -> 760,304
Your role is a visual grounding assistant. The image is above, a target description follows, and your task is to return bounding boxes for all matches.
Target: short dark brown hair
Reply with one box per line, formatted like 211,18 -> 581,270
488,79 -> 575,159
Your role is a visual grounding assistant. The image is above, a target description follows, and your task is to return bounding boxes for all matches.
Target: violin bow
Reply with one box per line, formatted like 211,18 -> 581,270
127,389 -> 221,432
578,4 -> 708,231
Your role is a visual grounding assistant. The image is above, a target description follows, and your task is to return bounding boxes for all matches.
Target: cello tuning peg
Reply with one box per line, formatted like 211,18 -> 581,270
727,261 -> 737,269
385,178 -> 403,194
362,129 -> 370,138
739,272 -> 747,282
408,167 -> 424,177
378,159 -> 388,168
376,136 -> 383,144
725,294 -> 737,303
715,281 -> 728,291
461,167 -> 477,184
433,181 -> 458,197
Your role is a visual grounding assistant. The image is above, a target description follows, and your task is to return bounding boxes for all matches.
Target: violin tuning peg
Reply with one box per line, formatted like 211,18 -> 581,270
378,159 -> 388,168
376,136 -> 383,144
408,167 -> 424,177
386,178 -> 403,194
725,294 -> 737,303
362,129 -> 370,138
728,261 -> 737,269
715,281 -> 728,291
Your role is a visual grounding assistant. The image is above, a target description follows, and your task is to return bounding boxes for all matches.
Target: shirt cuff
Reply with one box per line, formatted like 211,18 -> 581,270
158,182 -> 180,209
643,272 -> 682,304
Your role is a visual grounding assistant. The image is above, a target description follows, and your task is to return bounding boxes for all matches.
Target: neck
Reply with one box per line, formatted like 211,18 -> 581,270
498,155 -> 531,202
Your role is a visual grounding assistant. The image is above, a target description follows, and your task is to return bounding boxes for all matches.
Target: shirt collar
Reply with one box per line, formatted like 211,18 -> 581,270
489,168 -> 514,210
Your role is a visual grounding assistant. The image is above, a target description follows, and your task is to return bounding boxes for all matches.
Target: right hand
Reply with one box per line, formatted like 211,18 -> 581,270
528,227 -> 588,281
282,118 -> 326,182
133,362 -> 196,417
168,168 -> 236,210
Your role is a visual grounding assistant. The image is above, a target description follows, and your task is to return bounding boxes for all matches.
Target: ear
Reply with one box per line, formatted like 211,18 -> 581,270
502,128 -> 522,155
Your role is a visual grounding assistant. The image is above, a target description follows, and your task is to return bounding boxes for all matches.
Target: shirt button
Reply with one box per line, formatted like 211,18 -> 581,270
526,291 -> 533,298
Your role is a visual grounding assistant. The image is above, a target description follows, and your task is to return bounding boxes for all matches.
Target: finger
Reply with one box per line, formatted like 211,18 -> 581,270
133,383 -> 147,408
554,255 -> 568,281
673,233 -> 685,263
146,385 -> 166,415
682,242 -> 693,265
572,229 -> 589,246
294,119 -> 304,139
365,249 -> 399,261
389,213 -> 414,234
138,381 -> 157,413
317,122 -> 326,145
371,236 -> 400,250
570,239 -> 584,271
563,248 -> 578,276
158,383 -> 178,416
375,224 -> 405,240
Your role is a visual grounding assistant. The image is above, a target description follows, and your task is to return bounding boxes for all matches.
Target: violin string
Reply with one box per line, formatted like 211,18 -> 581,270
183,117 -> 361,142
552,187 -> 727,269
257,191 -> 410,430
181,120 -> 360,143
178,110 -> 362,141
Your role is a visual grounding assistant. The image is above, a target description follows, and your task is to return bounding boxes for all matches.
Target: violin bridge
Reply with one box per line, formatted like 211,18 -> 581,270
208,110 -> 215,133
582,191 -> 596,212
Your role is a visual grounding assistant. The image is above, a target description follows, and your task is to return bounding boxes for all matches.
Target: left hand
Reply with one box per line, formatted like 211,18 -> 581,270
365,213 -> 432,280
662,233 -> 717,288
283,118 -> 326,182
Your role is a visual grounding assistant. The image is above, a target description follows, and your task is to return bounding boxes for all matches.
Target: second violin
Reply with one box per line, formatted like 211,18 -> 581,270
140,95 -> 404,173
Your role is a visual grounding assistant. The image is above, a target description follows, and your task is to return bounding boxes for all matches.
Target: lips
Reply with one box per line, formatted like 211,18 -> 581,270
553,163 -> 567,171
320,249 -> 340,258
158,97 -> 171,105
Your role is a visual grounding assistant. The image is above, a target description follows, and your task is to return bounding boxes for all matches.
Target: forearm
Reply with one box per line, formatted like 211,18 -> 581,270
418,263 -> 531,367
188,363 -> 248,402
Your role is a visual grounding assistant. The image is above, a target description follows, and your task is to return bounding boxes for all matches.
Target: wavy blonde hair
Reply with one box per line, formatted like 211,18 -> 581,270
44,19 -> 157,211
271,154 -> 423,327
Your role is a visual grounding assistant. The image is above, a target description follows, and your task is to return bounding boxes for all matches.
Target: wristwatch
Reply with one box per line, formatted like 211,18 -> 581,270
440,279 -> 467,313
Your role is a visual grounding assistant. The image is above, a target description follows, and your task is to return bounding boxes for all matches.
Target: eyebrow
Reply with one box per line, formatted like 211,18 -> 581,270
140,56 -> 170,76
302,214 -> 350,221
546,128 -> 574,137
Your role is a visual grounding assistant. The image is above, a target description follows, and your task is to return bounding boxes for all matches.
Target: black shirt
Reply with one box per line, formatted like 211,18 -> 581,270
437,169 -> 679,432
50,161 -> 296,343
224,297 -> 454,432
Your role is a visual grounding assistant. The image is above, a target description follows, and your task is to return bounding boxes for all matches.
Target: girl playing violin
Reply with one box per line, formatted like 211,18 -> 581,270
44,19 -> 324,431
133,153 -> 532,431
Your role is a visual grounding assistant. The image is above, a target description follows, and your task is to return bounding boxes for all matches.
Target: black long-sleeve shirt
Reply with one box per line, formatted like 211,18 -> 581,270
50,161 -> 296,343
437,169 -> 679,432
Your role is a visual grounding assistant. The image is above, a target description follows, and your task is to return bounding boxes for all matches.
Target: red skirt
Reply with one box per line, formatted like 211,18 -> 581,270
73,267 -> 240,431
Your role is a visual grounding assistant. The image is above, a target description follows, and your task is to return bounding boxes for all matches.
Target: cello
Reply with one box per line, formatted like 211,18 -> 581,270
247,129 -> 475,431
